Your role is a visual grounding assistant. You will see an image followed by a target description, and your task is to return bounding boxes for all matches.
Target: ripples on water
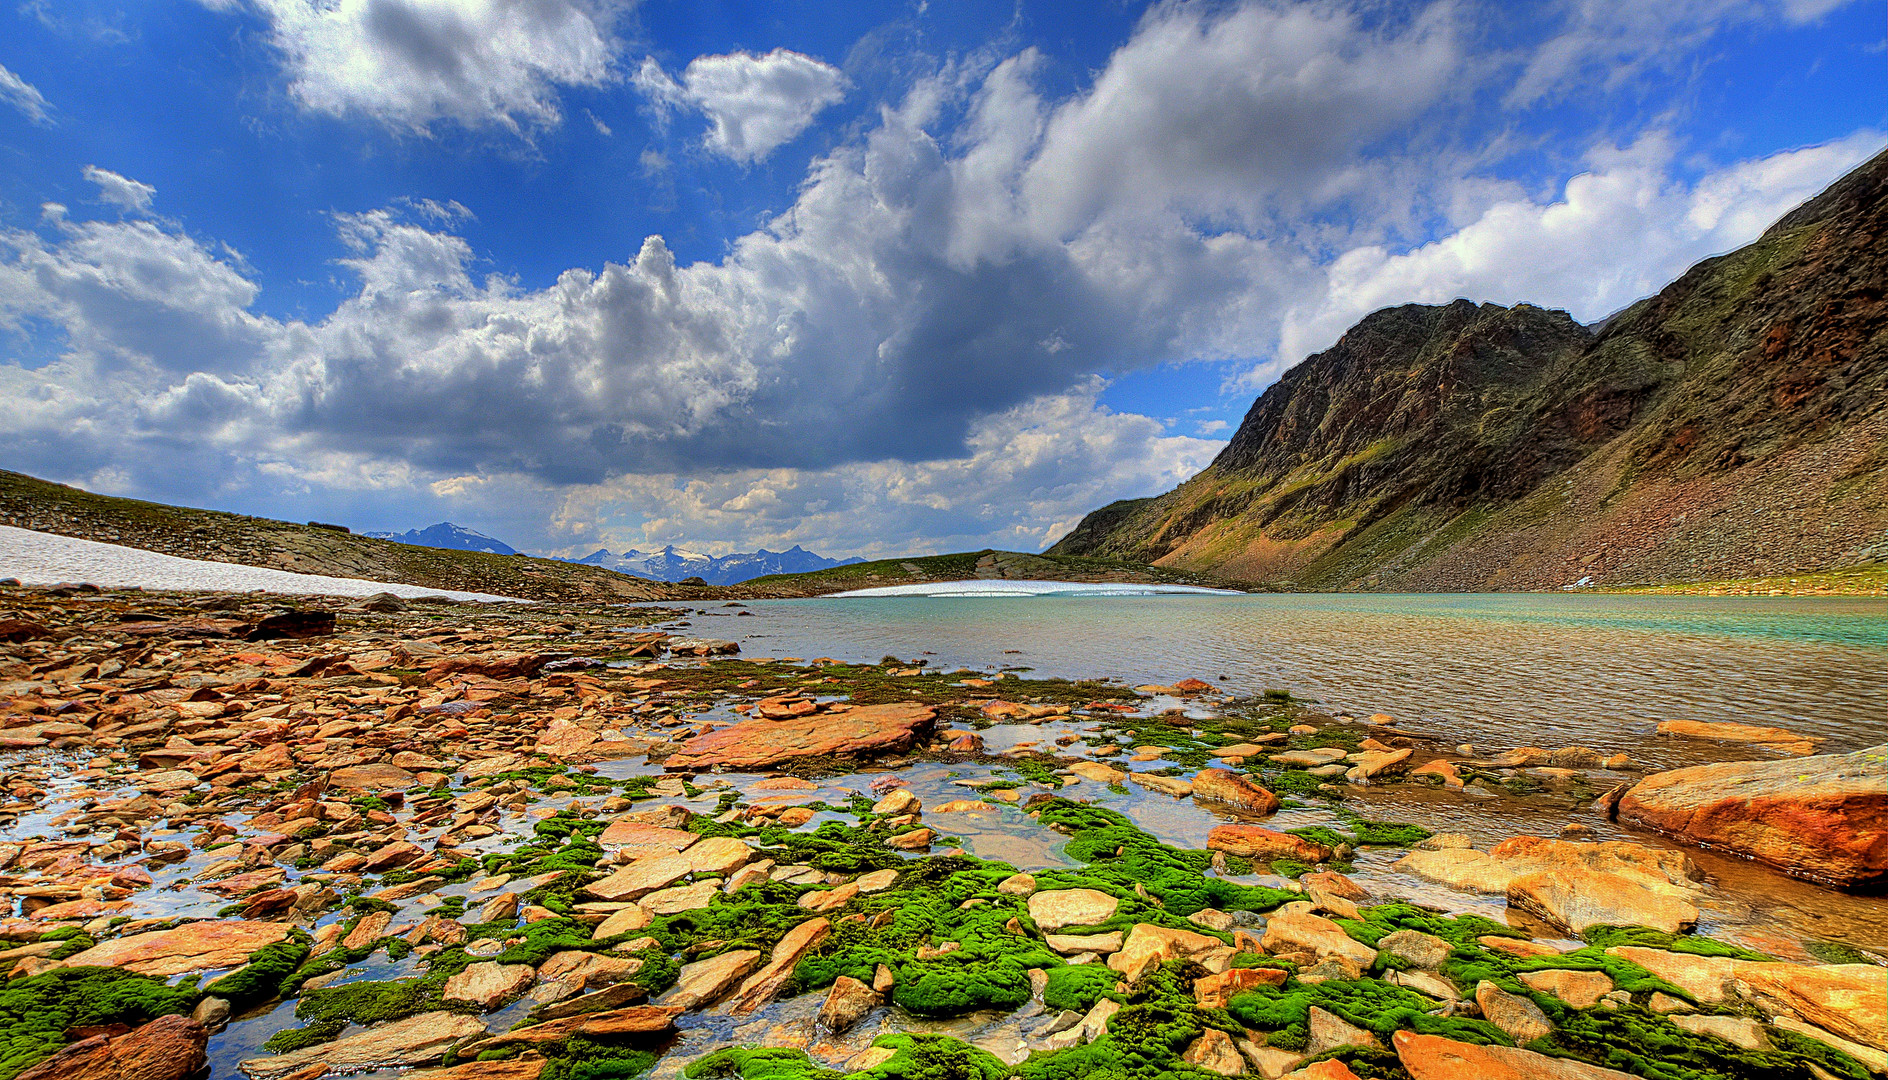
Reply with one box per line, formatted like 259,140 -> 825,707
668,592 -> 1888,768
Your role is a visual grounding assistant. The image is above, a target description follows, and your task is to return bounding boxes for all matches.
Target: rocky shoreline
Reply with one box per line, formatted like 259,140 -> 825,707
0,581 -> 1882,1080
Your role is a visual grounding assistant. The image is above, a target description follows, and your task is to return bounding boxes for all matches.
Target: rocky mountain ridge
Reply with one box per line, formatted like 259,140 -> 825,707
1050,148 -> 1888,590
569,544 -> 865,585
364,523 -> 519,556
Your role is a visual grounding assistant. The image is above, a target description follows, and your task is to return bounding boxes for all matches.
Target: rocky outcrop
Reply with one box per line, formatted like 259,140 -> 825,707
1049,149 -> 1888,592
1614,744 -> 1888,888
663,702 -> 935,771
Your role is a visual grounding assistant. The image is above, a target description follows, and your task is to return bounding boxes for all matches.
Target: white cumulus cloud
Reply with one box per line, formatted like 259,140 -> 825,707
216,0 -> 626,134
636,48 -> 848,162
82,166 -> 157,213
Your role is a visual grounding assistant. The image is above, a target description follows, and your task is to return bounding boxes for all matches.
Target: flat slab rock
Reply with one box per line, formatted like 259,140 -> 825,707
61,920 -> 291,977
1616,743 -> 1888,889
240,1012 -> 488,1080
663,702 -> 935,770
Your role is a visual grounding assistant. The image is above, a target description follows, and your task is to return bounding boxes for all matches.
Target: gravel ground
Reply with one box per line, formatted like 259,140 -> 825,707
0,524 -> 527,602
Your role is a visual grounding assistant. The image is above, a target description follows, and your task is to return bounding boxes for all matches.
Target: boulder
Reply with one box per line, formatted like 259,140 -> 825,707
328,762 -> 418,791
1505,867 -> 1698,936
1194,966 -> 1288,1008
1392,1031 -> 1638,1080
1377,929 -> 1451,969
1604,946 -> 1888,1053
443,963 -> 536,1011
1614,744 -> 1888,888
426,653 -> 555,681
657,949 -> 761,1010
591,904 -> 652,940
1182,1028 -> 1247,1075
239,1012 -> 488,1080
1129,772 -> 1194,798
643,882 -> 720,915
61,920 -> 290,977
458,1006 -> 680,1053
1655,719 -> 1820,755
1259,912 -> 1376,968
1029,888 -> 1120,932
1069,761 -> 1128,784
1207,825 -> 1332,864
1519,969 -> 1615,1009
1108,923 -> 1234,981
664,703 -> 936,771
1047,931 -> 1124,956
1671,1014 -> 1768,1050
1306,1005 -> 1380,1055
1475,981 -> 1554,1043
723,918 -> 831,1014
408,1062 -> 544,1080
1193,769 -> 1280,817
819,975 -> 878,1033
16,1014 -> 207,1080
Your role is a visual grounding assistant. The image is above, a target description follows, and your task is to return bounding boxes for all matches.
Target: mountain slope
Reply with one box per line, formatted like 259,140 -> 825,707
0,471 -> 682,603
1050,148 -> 1888,590
366,522 -> 518,556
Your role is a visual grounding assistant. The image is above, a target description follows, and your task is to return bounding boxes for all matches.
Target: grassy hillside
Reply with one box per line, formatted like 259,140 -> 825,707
0,470 -> 681,603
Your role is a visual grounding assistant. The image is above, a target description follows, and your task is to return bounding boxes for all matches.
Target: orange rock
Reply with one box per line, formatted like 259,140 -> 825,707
1193,965 -> 1288,1008
15,1014 -> 207,1080
1393,1030 -> 1637,1080
664,703 -> 935,771
60,920 -> 291,977
1192,769 -> 1280,818
1615,744 -> 1888,888
1206,824 -> 1332,863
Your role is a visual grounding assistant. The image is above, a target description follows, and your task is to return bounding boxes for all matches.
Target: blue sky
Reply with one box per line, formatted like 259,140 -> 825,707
0,0 -> 1881,559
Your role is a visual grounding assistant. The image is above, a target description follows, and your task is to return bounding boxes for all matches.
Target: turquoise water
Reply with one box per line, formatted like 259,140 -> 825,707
665,592 -> 1888,767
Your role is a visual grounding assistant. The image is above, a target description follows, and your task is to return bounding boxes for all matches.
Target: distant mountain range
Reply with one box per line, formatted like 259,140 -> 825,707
567,545 -> 865,585
364,522 -> 518,556
364,522 -> 862,585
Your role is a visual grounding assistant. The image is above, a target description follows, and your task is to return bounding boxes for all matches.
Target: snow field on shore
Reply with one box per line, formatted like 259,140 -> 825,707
0,525 -> 527,603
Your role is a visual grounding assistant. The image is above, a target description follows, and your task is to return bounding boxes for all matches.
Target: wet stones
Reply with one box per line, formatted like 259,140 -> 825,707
1128,772 -> 1194,798
1518,969 -> 1615,1009
239,1012 -> 490,1080
1505,865 -> 1699,936
1259,912 -> 1376,968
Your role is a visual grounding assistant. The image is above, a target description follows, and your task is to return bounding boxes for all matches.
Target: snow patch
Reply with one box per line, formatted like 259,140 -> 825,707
0,526 -> 529,603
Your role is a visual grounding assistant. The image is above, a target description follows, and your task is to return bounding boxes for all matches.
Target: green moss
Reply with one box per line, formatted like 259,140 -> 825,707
1042,964 -> 1119,1013
792,857 -> 1061,1017
203,938 -> 312,1007
1579,926 -> 1772,961
1033,800 -> 1296,918
687,1034 -> 1008,1080
0,967 -> 198,1080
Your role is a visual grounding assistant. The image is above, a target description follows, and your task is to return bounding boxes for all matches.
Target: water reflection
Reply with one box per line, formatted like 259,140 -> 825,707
674,593 -> 1888,766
